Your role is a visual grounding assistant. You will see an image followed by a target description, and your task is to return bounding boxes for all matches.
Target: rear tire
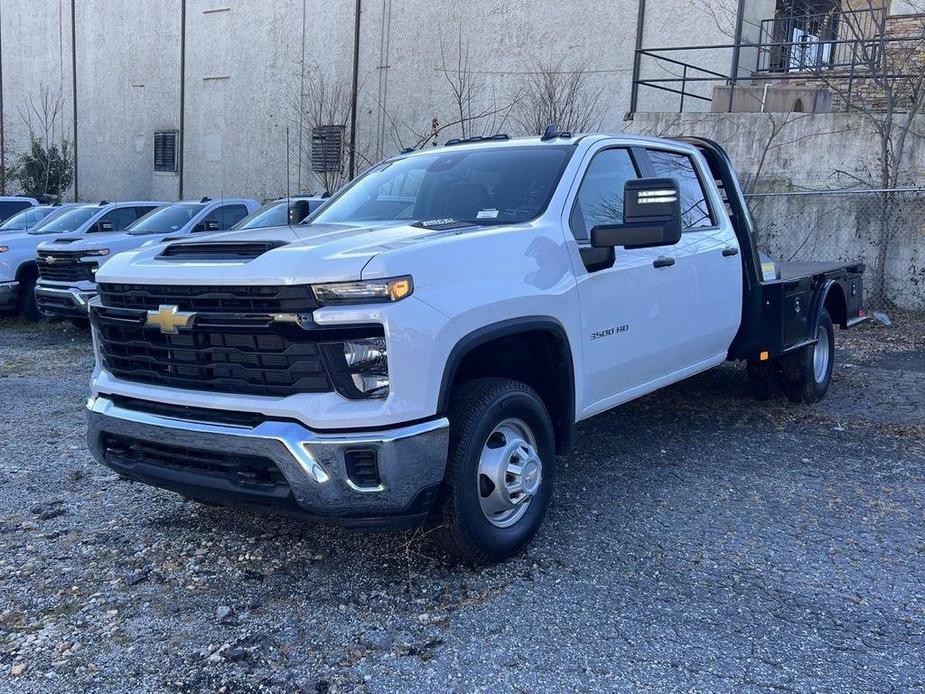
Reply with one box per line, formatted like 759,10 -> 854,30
433,378 -> 556,565
779,308 -> 835,404
17,275 -> 43,322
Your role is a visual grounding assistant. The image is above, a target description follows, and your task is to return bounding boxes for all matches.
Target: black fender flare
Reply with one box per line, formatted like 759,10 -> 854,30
810,280 -> 845,333
436,316 -> 576,451
15,260 -> 38,283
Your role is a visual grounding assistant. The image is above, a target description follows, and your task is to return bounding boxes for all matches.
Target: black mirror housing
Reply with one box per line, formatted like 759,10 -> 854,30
590,177 -> 682,250
288,200 -> 310,224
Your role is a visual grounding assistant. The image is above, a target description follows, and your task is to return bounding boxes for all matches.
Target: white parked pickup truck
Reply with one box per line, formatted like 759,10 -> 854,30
1,202 -> 152,321
85,133 -> 866,563
35,198 -> 259,321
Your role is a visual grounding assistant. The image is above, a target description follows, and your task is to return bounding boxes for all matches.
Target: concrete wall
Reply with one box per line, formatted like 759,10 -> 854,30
1,0 -> 73,168
626,111 -> 925,309
75,0 -> 180,202
0,0 -> 790,202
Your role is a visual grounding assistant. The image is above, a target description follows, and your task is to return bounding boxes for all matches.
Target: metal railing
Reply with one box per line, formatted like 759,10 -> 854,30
630,7 -> 923,114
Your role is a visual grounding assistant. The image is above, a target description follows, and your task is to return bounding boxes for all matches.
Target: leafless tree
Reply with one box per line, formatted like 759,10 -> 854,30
19,84 -> 65,148
15,84 -> 73,199
374,29 -> 517,152
440,27 -> 485,141
512,58 -> 607,135
292,64 -> 368,195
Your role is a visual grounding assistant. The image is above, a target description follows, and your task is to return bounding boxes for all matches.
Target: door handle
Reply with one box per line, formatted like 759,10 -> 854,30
653,256 -> 675,268
722,246 -> 739,257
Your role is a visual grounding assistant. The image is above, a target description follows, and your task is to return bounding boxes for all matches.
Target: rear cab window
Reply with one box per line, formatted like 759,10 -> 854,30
645,149 -> 714,230
96,207 -> 140,232
200,204 -> 249,231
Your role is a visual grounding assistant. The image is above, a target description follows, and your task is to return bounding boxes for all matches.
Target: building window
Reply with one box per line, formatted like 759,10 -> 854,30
311,125 -> 345,174
154,130 -> 178,173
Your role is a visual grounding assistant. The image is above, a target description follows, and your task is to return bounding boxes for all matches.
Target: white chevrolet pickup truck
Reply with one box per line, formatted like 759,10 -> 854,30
36,198 -> 259,320
86,133 -> 865,563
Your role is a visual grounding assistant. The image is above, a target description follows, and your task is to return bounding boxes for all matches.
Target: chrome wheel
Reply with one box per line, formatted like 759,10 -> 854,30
477,418 -> 542,528
813,322 -> 831,383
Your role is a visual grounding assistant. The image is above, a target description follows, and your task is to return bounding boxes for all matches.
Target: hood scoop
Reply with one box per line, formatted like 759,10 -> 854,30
53,237 -> 79,243
158,240 -> 287,261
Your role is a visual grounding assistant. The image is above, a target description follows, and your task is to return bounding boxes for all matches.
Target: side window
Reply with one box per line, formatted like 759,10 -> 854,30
134,206 -> 157,219
99,207 -> 139,231
0,200 -> 31,221
646,150 -> 714,230
569,148 -> 639,242
218,204 -> 248,229
198,204 -> 249,231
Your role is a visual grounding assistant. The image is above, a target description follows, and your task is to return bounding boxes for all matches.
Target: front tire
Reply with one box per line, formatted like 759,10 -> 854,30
779,308 -> 835,403
17,275 -> 43,322
434,378 -> 556,564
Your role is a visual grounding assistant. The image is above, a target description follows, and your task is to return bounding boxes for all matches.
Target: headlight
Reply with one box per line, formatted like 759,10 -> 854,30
343,338 -> 387,368
82,248 -> 110,257
0,246 -> 8,253
311,276 -> 412,305
321,335 -> 390,399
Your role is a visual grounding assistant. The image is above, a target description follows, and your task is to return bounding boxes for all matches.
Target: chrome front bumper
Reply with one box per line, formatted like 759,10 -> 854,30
35,285 -> 96,316
86,396 -> 450,522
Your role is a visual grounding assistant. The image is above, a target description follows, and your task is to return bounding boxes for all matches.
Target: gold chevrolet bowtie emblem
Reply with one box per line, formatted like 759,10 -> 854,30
146,304 -> 196,334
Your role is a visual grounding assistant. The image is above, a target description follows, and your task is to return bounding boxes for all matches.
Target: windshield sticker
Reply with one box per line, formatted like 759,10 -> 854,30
476,209 -> 499,219
416,218 -> 458,228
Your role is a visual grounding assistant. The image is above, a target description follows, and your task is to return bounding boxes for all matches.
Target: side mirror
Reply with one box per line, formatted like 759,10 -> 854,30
288,200 -> 310,224
590,177 -> 682,250
195,220 -> 220,233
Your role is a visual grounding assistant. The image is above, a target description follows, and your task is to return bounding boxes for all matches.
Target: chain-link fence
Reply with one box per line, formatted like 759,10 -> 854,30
743,188 -> 925,311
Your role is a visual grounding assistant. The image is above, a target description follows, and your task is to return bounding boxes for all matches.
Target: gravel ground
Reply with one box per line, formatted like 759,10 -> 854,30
1,314 -> 923,693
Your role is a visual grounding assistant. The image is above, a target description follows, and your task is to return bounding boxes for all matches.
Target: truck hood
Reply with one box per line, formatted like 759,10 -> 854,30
96,221 -> 496,285
31,231 -> 95,252
0,231 -> 35,246
36,230 -> 174,256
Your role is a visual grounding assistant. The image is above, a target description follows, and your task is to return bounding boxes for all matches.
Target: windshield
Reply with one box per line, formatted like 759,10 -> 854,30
311,145 -> 574,226
30,206 -> 97,234
233,201 -> 287,230
127,203 -> 205,235
0,206 -> 54,231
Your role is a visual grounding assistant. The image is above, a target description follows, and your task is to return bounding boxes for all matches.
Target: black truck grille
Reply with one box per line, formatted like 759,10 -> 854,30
95,315 -> 332,396
37,251 -> 97,282
93,284 -> 382,397
97,283 -> 319,312
101,433 -> 287,487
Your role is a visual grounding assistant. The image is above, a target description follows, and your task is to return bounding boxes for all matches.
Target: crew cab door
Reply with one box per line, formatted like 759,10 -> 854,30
645,147 -> 742,366
565,145 -> 688,416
